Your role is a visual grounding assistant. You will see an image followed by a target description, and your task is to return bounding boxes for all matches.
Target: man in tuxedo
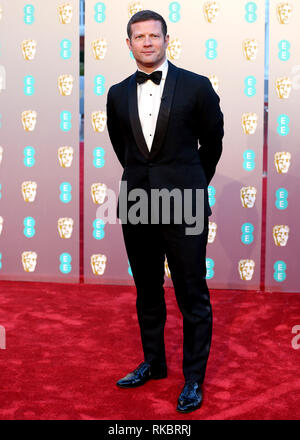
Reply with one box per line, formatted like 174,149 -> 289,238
106,10 -> 223,413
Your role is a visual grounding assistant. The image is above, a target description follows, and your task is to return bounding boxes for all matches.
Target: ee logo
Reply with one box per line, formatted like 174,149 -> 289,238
60,111 -> 72,132
24,217 -> 35,238
244,75 -> 256,97
60,39 -> 72,60
24,75 -> 35,96
60,182 -> 72,203
94,2 -> 106,23
245,2 -> 257,23
24,4 -> 35,25
205,39 -> 218,60
93,147 -> 105,168
241,223 -> 254,245
208,186 -> 216,207
24,146 -> 35,167
243,149 -> 255,171
277,114 -> 289,136
93,219 -> 105,240
278,40 -> 290,61
128,260 -> 133,277
94,75 -> 105,96
169,2 -> 181,23
275,188 -> 288,210
206,258 -> 215,279
60,253 -> 72,274
273,260 -> 286,282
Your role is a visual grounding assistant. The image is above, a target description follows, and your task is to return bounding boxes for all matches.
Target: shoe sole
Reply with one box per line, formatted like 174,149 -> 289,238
116,373 -> 167,388
176,402 -> 202,414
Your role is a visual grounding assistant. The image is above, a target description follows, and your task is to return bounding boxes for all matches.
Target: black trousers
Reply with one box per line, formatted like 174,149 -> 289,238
121,218 -> 212,384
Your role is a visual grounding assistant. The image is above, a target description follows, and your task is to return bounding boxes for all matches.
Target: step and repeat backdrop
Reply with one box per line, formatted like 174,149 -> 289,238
0,1 -> 298,291
84,0 -> 265,289
265,0 -> 300,292
0,1 -> 80,282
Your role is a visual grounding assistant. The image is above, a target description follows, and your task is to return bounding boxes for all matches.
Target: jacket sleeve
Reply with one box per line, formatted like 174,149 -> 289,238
106,87 -> 125,168
197,77 -> 224,185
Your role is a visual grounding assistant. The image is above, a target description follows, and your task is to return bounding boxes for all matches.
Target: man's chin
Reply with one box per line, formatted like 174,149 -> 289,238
137,56 -> 164,68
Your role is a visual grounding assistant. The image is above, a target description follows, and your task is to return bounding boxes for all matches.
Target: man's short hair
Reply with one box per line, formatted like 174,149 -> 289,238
127,10 -> 167,39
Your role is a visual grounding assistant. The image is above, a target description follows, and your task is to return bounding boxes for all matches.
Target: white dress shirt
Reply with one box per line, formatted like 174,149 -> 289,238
137,58 -> 169,151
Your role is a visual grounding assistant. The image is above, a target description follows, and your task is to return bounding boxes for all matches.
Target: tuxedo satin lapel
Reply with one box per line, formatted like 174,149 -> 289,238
128,73 -> 149,159
149,62 -> 179,160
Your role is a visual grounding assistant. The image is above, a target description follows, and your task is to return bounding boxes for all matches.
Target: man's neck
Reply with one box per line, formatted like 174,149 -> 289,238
136,57 -> 167,74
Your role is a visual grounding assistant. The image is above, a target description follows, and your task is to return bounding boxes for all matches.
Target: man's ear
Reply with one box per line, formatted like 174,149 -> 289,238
126,38 -> 132,51
165,34 -> 170,48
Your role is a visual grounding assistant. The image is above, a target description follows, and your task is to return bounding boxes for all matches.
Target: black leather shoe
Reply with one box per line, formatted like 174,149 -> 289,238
176,381 -> 203,413
116,361 -> 167,388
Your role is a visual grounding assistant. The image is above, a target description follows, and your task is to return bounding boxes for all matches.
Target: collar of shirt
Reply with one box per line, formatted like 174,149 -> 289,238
137,58 -> 169,84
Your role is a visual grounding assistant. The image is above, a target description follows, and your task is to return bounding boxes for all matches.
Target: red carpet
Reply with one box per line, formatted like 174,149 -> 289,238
0,280 -> 299,420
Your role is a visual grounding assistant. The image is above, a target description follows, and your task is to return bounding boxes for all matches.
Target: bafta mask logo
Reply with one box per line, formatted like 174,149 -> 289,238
91,39 -> 107,60
22,251 -> 37,273
275,76 -> 292,99
22,181 -> 37,203
0,216 -> 3,236
242,39 -> 258,61
208,75 -> 219,93
242,112 -> 258,135
273,225 -> 289,247
91,183 -> 107,205
164,257 -> 171,278
274,151 -> 291,174
276,2 -> 292,24
0,146 -> 3,165
167,38 -> 182,61
57,217 -> 74,239
58,146 -> 74,168
238,259 -> 255,281
58,74 -> 74,96
22,110 -> 37,132
58,3 -> 73,24
128,1 -> 143,18
21,39 -> 37,61
91,254 -> 107,275
240,186 -> 257,208
203,1 -> 220,23
91,111 -> 107,133
208,221 -> 217,243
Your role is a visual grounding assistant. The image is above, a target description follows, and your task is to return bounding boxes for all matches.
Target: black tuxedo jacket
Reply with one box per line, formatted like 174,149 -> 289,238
106,61 -> 224,219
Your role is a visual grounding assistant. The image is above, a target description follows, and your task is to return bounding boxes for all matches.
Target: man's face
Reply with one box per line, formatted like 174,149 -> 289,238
126,20 -> 169,71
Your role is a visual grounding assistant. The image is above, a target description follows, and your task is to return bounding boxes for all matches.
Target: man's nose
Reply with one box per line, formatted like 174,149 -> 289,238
143,35 -> 153,46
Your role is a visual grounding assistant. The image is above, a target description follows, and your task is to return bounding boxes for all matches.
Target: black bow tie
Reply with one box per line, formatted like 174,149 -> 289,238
136,70 -> 162,85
